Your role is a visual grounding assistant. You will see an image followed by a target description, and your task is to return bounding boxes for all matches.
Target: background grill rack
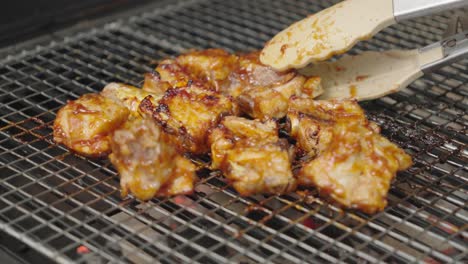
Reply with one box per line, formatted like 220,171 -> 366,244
0,0 -> 467,263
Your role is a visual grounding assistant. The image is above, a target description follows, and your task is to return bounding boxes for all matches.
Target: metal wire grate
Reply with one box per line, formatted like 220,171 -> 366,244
0,0 -> 467,263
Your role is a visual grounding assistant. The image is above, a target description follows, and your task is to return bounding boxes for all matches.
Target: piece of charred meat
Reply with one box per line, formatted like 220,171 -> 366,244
101,82 -> 162,114
139,85 -> 239,154
110,117 -> 196,200
233,51 -> 323,119
287,98 -> 412,213
288,98 -> 366,159
155,49 -> 323,119
53,93 -> 130,157
236,75 -> 305,120
172,49 -> 238,92
142,72 -> 172,95
209,116 -> 296,195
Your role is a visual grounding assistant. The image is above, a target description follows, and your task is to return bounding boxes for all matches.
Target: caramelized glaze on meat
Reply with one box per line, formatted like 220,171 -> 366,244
139,85 -> 239,154
101,82 -> 161,114
209,116 -> 296,195
156,59 -> 196,89
53,93 -> 130,157
109,117 -> 196,200
142,72 -> 172,95
155,49 -> 324,119
237,75 -> 307,119
288,98 -> 366,158
176,49 -> 238,92
288,98 -> 412,213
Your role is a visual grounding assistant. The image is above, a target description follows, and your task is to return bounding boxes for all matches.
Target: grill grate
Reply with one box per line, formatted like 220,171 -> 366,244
0,0 -> 467,263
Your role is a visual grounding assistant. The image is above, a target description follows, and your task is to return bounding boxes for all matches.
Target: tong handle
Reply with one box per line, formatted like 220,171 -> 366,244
420,30 -> 468,72
393,0 -> 468,21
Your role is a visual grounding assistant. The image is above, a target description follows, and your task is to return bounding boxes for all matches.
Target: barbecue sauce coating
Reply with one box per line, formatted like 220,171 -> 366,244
53,93 -> 130,157
142,72 -> 172,95
155,49 -> 323,120
209,116 -> 297,195
110,117 -> 196,200
101,82 -> 162,114
287,98 -> 412,213
139,85 -> 239,154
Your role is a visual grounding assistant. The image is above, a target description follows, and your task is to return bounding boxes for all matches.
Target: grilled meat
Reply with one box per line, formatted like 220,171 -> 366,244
52,49 -> 413,213
110,117 -> 196,200
237,75 -> 305,120
155,49 -> 323,119
142,72 -> 172,95
233,52 -> 322,119
288,98 -> 366,158
101,82 -> 162,114
209,116 -> 296,195
174,49 -> 238,92
155,58 -> 197,89
53,93 -> 130,157
287,98 -> 412,213
140,85 -> 239,154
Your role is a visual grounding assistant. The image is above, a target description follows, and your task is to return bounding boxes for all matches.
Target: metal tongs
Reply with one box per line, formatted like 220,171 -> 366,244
260,0 -> 468,100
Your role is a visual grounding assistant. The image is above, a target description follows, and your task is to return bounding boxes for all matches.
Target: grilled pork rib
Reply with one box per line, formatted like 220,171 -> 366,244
53,49 -> 412,213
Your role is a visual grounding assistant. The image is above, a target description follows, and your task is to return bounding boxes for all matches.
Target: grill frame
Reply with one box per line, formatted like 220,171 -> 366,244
0,0 -> 467,263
